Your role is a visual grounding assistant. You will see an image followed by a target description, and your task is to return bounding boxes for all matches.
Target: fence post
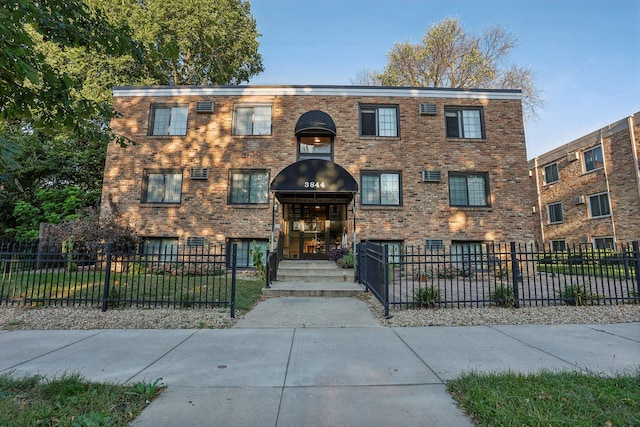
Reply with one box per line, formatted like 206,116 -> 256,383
383,244 -> 389,318
510,242 -> 521,308
633,241 -> 640,301
101,242 -> 113,312
265,252 -> 271,289
230,243 -> 237,318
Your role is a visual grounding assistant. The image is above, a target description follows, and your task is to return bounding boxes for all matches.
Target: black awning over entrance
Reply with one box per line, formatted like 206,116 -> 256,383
294,110 -> 337,135
270,159 -> 358,203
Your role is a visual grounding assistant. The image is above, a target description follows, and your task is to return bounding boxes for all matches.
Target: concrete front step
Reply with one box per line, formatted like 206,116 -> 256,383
276,260 -> 354,283
267,260 -> 362,297
262,280 -> 365,297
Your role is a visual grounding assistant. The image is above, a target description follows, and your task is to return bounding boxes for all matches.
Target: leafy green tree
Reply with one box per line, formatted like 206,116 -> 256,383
0,0 -> 139,132
353,18 -> 543,118
5,187 -> 93,241
1,0 -> 264,240
88,0 -> 264,85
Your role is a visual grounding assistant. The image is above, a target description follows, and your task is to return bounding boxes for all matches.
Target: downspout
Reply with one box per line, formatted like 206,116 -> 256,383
533,157 -> 545,243
600,130 -> 617,244
628,115 -> 640,201
351,198 -> 358,283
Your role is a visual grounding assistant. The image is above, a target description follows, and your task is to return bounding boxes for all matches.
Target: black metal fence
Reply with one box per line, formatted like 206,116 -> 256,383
0,241 -> 238,316
356,241 -> 640,317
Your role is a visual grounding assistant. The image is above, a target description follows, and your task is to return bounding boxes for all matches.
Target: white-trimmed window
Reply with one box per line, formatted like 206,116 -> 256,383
593,237 -> 614,249
543,163 -> 559,184
360,105 -> 399,137
551,240 -> 566,252
448,172 -> 489,207
451,241 -> 490,269
588,192 -> 611,218
583,145 -> 604,172
142,170 -> 183,204
233,105 -> 272,135
150,105 -> 188,136
445,107 -> 484,139
547,202 -> 564,224
142,238 -> 178,262
361,171 -> 401,206
229,170 -> 269,204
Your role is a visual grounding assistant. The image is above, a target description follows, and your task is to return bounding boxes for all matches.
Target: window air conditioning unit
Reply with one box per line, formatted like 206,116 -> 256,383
190,167 -> 209,180
419,103 -> 437,115
574,195 -> 586,204
421,170 -> 441,182
425,239 -> 445,250
566,151 -> 579,162
195,101 -> 214,113
187,236 -> 206,247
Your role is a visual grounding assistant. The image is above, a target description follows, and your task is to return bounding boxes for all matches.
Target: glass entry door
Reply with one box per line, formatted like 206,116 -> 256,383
283,204 -> 346,260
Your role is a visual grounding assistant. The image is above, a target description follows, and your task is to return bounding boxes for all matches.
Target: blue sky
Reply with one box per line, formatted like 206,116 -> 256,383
247,0 -> 639,159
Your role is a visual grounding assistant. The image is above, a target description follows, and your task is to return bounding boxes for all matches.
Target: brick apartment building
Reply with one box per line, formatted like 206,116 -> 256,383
100,85 -> 535,266
528,112 -> 640,249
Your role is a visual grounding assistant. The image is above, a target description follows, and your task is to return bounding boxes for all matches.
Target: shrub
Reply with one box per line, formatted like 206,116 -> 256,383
249,242 -> 265,279
145,262 -> 225,276
330,247 -> 351,262
557,284 -> 600,306
413,286 -> 440,308
490,285 -> 515,307
337,250 -> 354,268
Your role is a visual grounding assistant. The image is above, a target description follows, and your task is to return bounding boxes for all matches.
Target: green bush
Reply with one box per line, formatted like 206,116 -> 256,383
249,242 -> 265,279
413,286 -> 440,308
557,284 -> 600,306
490,285 -> 515,307
337,250 -> 354,268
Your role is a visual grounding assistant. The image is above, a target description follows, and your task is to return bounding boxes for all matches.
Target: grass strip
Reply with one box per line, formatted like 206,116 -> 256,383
0,372 -> 164,426
447,370 -> 639,426
235,275 -> 267,312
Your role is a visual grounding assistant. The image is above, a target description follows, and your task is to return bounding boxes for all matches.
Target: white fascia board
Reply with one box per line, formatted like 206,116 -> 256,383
113,85 -> 522,100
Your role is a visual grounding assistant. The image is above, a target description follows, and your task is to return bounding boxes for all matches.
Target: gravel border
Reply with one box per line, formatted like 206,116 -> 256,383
1,297 -> 639,330
359,294 -> 640,327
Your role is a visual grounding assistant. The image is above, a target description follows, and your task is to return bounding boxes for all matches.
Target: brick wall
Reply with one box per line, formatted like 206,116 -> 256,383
101,87 -> 535,247
530,112 -> 640,246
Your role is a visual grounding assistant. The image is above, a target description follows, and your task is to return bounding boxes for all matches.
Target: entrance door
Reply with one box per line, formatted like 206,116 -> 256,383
283,203 -> 346,260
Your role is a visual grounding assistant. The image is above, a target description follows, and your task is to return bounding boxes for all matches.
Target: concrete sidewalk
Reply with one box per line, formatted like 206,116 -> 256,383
1,313 -> 638,426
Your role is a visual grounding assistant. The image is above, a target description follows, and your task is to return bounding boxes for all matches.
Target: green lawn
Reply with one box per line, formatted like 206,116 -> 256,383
0,373 -> 164,427
448,370 -> 640,426
5,369 -> 637,426
1,269 -> 265,312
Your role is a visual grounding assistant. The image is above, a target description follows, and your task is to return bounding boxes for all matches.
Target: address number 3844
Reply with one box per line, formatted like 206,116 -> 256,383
304,181 -> 325,188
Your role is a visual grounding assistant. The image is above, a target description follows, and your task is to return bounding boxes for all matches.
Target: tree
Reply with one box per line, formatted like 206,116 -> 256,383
0,0 -> 140,239
352,18 -> 543,118
89,0 -> 264,85
0,0 -> 140,132
0,0 -> 264,240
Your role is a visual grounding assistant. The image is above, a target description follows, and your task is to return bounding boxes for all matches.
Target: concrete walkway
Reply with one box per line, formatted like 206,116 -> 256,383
1,298 -> 638,426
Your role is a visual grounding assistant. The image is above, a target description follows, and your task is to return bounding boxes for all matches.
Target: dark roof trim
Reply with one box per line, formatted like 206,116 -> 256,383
270,159 -> 358,195
295,110 -> 336,135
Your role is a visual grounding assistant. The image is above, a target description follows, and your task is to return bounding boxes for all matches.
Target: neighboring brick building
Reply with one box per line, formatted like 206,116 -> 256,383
100,85 -> 534,265
528,112 -> 640,249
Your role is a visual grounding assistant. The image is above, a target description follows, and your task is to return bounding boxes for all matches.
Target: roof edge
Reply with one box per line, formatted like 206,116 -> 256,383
528,111 -> 640,166
113,84 -> 522,100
